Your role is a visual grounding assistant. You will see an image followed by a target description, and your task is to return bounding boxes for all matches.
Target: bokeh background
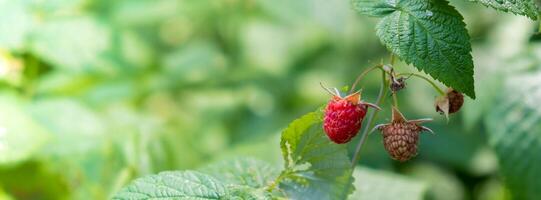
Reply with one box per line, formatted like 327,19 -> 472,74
0,0 -> 540,199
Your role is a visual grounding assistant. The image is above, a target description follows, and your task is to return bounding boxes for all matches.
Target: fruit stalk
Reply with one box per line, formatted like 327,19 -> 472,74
397,73 -> 445,95
351,69 -> 388,166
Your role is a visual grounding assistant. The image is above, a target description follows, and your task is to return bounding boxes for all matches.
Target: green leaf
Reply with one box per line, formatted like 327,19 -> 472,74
113,170 -> 228,200
351,0 -> 397,17
484,72 -> 541,200
353,0 -> 476,98
469,0 -> 538,20
29,17 -> 111,72
0,0 -> 33,50
29,99 -> 107,157
0,94 -> 48,165
278,111 -> 353,199
201,158 -> 280,189
350,167 -> 427,200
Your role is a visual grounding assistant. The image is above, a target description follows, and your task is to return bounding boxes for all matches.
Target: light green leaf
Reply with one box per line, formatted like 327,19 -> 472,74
469,0 -> 538,20
484,72 -> 541,200
223,185 -> 274,200
354,0 -> 475,98
29,17 -> 111,72
405,164 -> 465,200
0,0 -> 33,50
29,99 -> 107,157
113,170 -> 228,200
0,94 -> 48,165
279,111 -> 353,200
350,167 -> 427,200
201,158 -> 280,189
162,41 -> 227,83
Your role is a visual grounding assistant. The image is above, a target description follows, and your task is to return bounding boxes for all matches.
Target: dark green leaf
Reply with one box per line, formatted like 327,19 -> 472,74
279,111 -> 353,200
354,0 -> 476,98
485,72 -> 541,200
469,0 -> 538,20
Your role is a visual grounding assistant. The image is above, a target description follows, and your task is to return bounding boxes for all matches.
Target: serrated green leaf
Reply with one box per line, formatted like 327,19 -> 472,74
355,0 -> 475,98
469,0 -> 538,20
485,72 -> 541,200
113,170 -> 228,200
350,167 -> 427,200
224,185 -> 274,200
201,158 -> 280,189
279,111 -> 353,200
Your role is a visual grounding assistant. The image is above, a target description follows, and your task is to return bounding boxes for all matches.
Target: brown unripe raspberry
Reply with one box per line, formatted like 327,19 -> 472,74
375,107 -> 433,162
435,88 -> 464,116
446,89 -> 464,114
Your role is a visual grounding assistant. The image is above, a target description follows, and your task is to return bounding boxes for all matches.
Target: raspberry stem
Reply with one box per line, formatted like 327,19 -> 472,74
392,92 -> 399,108
340,68 -> 389,200
350,69 -> 388,167
349,64 -> 383,94
398,73 -> 445,95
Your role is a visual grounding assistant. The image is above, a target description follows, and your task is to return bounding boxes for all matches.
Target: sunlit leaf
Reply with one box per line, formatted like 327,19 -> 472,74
0,0 -> 33,50
29,99 -> 107,157
29,17 -> 111,71
469,0 -> 538,20
0,94 -> 48,165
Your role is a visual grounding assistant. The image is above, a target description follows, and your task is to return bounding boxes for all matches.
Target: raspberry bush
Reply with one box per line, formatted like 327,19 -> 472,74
110,1 -> 541,200
0,0 -> 539,199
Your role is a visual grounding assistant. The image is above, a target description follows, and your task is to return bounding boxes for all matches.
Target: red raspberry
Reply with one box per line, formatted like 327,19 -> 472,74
323,91 -> 379,144
375,107 -> 433,162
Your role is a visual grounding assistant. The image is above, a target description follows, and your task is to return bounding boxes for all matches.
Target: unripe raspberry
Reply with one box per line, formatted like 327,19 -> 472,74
375,107 -> 433,162
435,88 -> 464,117
323,91 -> 379,144
445,89 -> 464,114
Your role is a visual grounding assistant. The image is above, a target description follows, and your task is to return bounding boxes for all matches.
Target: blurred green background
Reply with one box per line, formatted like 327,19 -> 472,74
0,0 -> 540,199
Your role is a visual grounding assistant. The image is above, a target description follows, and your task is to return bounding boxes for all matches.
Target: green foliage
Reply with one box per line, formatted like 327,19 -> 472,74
351,167 -> 427,200
113,170 -> 229,199
0,95 -> 48,165
485,72 -> 541,200
30,17 -> 111,72
279,111 -> 353,200
201,158 -> 279,189
469,0 -> 538,20
0,1 -> 33,51
113,158 -> 278,200
0,0 -> 537,199
353,0 -> 476,98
